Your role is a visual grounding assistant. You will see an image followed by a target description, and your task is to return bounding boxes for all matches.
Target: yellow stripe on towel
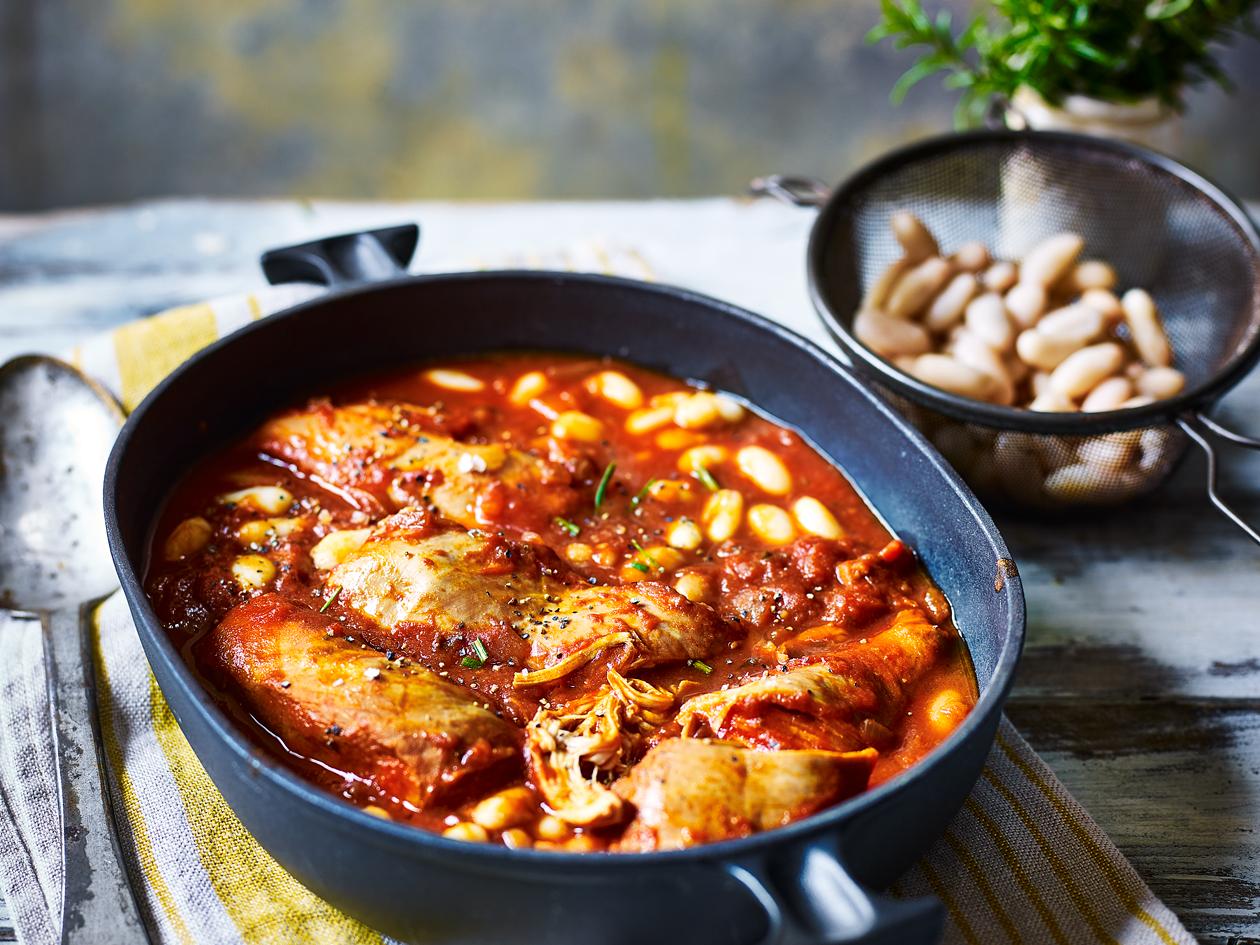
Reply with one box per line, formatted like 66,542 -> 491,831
113,303 -> 219,411
92,608 -> 197,945
144,673 -> 386,945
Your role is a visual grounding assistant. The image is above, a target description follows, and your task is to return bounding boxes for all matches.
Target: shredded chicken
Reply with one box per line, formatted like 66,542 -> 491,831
526,669 -> 674,826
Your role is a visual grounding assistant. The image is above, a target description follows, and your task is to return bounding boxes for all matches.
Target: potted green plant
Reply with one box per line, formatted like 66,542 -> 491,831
868,0 -> 1259,150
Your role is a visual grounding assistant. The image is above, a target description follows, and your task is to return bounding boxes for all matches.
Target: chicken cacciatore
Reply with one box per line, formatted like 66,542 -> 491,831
147,354 -> 976,853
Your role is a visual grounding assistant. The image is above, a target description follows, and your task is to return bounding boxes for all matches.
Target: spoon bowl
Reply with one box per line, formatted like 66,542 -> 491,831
0,356 -> 123,610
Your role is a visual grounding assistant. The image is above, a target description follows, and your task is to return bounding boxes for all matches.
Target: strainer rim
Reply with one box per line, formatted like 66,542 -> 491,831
808,128 -> 1260,435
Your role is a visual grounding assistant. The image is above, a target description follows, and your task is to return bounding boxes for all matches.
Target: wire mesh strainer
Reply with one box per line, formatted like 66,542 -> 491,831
753,130 -> 1260,543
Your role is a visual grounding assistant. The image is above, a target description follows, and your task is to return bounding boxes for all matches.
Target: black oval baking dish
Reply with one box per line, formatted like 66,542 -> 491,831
104,227 -> 1025,945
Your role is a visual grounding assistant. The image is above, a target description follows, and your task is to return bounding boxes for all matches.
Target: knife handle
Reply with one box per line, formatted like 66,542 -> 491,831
43,604 -> 150,945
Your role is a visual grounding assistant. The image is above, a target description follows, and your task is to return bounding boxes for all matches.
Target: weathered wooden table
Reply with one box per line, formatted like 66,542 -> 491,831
1,198 -> 1256,944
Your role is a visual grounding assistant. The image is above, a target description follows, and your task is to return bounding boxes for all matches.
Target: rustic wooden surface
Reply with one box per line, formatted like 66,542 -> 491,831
0,198 -> 1257,944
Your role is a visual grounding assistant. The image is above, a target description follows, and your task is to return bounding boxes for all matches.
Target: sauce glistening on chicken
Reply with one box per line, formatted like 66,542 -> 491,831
146,354 -> 976,852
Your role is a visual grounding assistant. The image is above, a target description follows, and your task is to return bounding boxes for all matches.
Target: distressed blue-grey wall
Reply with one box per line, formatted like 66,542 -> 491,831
1,0 -> 1257,210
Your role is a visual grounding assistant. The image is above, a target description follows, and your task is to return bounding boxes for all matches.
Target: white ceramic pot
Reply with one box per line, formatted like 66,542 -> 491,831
1006,86 -> 1183,154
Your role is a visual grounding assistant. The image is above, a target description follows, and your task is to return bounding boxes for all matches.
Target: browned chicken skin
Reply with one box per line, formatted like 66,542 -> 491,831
613,739 -> 877,852
256,401 -> 576,526
201,594 -> 522,810
675,609 -> 949,752
325,508 -> 733,689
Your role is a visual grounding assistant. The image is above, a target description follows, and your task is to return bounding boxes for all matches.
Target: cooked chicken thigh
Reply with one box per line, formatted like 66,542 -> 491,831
325,509 -> 731,686
675,609 -> 950,752
257,401 -> 575,525
201,594 -> 521,809
613,739 -> 876,851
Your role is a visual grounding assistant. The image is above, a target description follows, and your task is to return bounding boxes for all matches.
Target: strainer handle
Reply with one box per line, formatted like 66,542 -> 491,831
1177,412 -> 1260,546
748,175 -> 832,209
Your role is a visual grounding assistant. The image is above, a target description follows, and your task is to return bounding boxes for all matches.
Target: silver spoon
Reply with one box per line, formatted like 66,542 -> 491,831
0,355 -> 149,944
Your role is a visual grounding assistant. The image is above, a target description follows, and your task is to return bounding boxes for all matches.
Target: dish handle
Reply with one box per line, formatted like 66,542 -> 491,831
721,841 -> 943,945
260,223 -> 420,287
748,175 -> 832,209
1177,411 -> 1260,546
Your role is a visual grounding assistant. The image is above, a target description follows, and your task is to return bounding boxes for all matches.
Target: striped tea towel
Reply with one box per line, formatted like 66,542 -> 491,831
0,243 -> 1195,945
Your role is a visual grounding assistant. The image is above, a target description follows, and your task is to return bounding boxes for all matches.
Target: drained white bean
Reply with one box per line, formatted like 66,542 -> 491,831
1020,233 -> 1084,287
949,329 -> 1014,405
886,257 -> 952,319
1048,342 -> 1126,399
925,272 -> 978,332
862,259 -> 910,313
1121,289 -> 1173,367
1066,260 -> 1117,293
910,354 -> 996,401
1015,328 -> 1082,372
953,241 -> 991,272
854,309 -> 931,358
891,211 -> 939,262
981,261 -> 1018,293
1081,376 -> 1134,412
1036,304 -> 1105,347
1028,389 -> 1078,412
1004,282 -> 1047,329
1135,366 -> 1186,400
1078,435 -> 1138,474
1080,288 -> 1123,322
964,293 -> 1014,352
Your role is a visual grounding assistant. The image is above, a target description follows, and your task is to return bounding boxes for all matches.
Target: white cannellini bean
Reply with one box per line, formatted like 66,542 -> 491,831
1136,366 -> 1186,400
666,519 -> 704,551
673,392 -> 723,429
1028,389 -> 1078,412
1121,289 -> 1173,367
1036,304 -> 1105,347
925,272 -> 978,332
310,528 -> 372,570
1015,328 -> 1086,372
1081,376 -> 1134,412
1048,342 -> 1126,399
470,788 -> 535,830
1020,233 -> 1084,287
963,293 -> 1014,352
853,309 -> 931,358
713,394 -> 746,423
231,554 -> 275,590
736,446 -> 792,495
163,517 -> 212,561
980,260 -> 1018,293
702,490 -> 744,542
1004,282 -> 1047,329
885,257 -> 952,319
423,368 -> 484,392
584,370 -> 643,410
1078,434 -> 1138,474
910,354 -> 996,401
747,504 -> 796,545
949,329 -> 1014,405
1030,370 -> 1053,397
237,517 -> 303,547
218,486 -> 295,516
861,259 -> 911,313
673,572 -> 711,603
1044,464 -> 1143,503
1065,260 -> 1117,293
551,411 -> 604,443
678,445 -> 728,474
890,211 -> 940,262
1080,288 -> 1123,322
952,241 -> 991,273
791,497 -> 844,539
509,371 -> 548,406
625,405 -> 675,435
1123,395 -> 1156,408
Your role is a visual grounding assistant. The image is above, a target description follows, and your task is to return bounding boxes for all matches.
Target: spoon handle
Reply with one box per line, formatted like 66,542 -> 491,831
43,604 -> 150,945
